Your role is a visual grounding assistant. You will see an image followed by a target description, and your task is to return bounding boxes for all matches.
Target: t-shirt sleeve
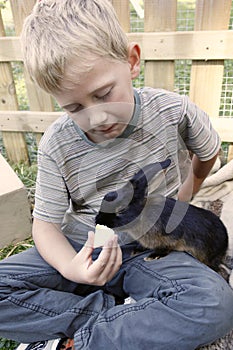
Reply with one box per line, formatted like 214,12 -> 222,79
178,95 -> 221,161
33,149 -> 70,224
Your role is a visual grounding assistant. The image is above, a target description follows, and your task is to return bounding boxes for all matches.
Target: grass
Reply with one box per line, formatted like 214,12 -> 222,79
11,162 -> 38,207
0,339 -> 18,350
0,237 -> 34,261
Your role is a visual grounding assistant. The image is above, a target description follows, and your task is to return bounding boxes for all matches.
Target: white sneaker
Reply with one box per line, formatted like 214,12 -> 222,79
16,339 -> 60,350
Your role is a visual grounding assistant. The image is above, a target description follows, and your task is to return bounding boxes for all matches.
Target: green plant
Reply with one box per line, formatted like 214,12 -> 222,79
10,162 -> 38,211
11,62 -> 29,111
0,0 -> 7,9
11,162 -> 37,188
0,237 -> 34,261
0,338 -> 18,350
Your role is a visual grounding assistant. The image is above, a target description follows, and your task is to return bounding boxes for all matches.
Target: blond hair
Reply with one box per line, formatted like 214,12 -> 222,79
21,0 -> 129,93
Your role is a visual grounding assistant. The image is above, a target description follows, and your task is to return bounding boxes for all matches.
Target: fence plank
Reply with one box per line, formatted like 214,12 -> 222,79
128,30 -> 233,60
144,0 -> 177,90
0,10 -> 29,163
10,0 -> 54,147
2,30 -> 233,62
112,0 -> 130,32
227,145 -> 233,162
0,37 -> 22,61
0,111 -> 61,132
189,0 -> 232,118
210,118 -> 233,143
9,0 -> 34,32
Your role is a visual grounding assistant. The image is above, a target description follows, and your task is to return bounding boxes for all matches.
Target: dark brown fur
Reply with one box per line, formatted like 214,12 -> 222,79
96,160 -> 228,271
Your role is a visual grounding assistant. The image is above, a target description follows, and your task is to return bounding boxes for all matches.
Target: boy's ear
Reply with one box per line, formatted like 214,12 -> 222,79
127,43 -> 141,79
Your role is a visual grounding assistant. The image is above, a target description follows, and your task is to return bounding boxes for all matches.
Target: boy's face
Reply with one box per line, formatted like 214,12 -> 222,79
53,57 -> 137,143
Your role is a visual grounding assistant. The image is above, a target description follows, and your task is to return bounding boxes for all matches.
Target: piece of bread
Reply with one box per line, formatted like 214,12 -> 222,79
94,224 -> 115,248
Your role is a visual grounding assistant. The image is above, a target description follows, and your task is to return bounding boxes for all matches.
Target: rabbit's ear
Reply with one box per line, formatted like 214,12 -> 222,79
139,159 -> 171,183
100,181 -> 134,214
131,159 -> 171,188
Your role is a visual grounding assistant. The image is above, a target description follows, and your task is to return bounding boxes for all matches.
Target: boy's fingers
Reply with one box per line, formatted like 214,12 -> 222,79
80,231 -> 94,258
105,244 -> 122,281
87,231 -> 95,245
79,234 -> 122,284
95,236 -> 122,279
95,241 -> 115,270
88,238 -> 113,269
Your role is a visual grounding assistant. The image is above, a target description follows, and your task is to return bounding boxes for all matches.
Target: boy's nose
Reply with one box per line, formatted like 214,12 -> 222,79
89,111 -> 108,128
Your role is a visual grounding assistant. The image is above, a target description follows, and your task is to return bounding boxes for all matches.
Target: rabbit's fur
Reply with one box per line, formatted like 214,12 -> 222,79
96,159 -> 228,271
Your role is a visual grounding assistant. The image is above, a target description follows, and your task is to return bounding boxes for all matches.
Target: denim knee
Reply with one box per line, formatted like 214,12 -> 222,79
124,252 -> 233,334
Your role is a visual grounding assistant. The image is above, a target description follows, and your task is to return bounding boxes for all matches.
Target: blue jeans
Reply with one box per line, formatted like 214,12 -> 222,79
0,239 -> 233,350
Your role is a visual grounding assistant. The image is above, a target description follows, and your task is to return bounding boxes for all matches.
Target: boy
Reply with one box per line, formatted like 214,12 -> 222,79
0,0 -> 233,349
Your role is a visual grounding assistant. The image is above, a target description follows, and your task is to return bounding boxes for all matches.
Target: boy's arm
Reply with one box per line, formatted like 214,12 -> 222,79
177,152 -> 219,202
32,218 -> 122,285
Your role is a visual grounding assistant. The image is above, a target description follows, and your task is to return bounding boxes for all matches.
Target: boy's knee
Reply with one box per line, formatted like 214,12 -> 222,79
125,253 -> 233,319
203,280 -> 233,340
205,276 -> 233,324
178,269 -> 233,338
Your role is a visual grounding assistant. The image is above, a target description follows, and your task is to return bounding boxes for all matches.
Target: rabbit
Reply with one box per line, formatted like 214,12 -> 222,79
95,159 -> 228,272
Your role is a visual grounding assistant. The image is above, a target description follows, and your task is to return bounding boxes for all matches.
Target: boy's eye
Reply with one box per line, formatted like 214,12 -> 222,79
69,105 -> 83,114
96,88 -> 112,100
64,87 -> 113,114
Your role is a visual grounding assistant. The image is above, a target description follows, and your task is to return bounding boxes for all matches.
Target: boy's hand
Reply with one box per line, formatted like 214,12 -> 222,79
63,231 -> 122,285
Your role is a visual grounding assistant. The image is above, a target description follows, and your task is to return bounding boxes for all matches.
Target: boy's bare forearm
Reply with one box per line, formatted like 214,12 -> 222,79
178,152 -> 219,201
32,218 -> 77,275
191,153 -> 219,193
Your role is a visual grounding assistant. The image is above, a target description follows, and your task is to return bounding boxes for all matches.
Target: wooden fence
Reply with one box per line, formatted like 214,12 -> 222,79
0,0 -> 233,164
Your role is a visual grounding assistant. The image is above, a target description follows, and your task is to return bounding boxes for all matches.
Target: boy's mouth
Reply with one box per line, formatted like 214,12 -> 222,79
86,122 -> 128,143
93,123 -> 119,134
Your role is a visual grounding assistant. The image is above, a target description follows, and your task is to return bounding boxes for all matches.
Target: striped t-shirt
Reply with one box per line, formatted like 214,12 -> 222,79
33,87 -> 221,244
